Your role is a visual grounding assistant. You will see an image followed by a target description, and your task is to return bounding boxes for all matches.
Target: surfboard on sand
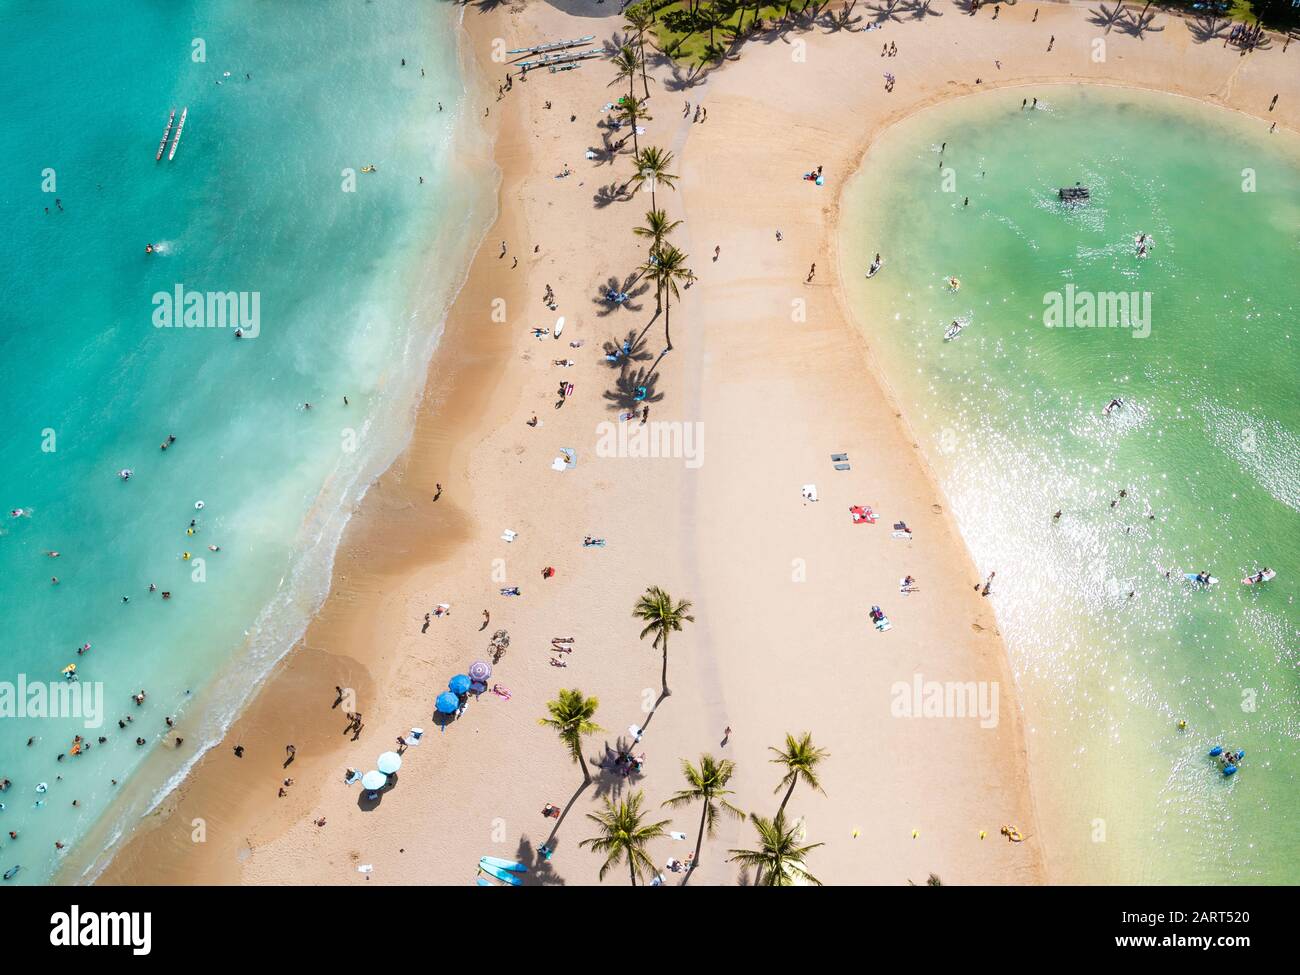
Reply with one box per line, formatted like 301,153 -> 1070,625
478,862 -> 522,886
480,856 -> 527,873
554,316 -> 565,338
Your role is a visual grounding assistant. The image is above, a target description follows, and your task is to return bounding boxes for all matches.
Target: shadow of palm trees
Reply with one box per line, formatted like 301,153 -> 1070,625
603,364 -> 666,413
661,57 -> 712,92
1187,14 -> 1229,43
823,1 -> 865,32
601,31 -> 635,57
1087,2 -> 1127,32
592,274 -> 649,316
904,0 -> 943,19
588,735 -> 647,801
587,131 -> 619,168
511,835 -> 566,886
593,181 -> 635,209
601,328 -> 655,370
1117,3 -> 1163,38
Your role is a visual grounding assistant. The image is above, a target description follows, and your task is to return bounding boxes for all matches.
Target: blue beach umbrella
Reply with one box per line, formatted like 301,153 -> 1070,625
377,751 -> 402,775
449,674 -> 472,695
361,770 -> 387,791
436,691 -> 460,715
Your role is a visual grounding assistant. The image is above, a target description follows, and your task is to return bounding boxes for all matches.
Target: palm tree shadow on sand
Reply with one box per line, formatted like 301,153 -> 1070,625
603,364 -> 666,412
601,328 -> 655,370
504,836 -> 566,887
1087,2 -> 1128,32
1188,15 -> 1230,43
592,274 -> 649,316
588,735 -> 647,801
593,181 -> 635,209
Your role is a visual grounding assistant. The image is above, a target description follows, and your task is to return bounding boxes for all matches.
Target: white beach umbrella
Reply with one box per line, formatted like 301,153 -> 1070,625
361,770 -> 388,791
377,751 -> 402,775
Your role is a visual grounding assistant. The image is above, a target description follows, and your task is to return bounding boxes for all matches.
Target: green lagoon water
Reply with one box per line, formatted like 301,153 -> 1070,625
0,1 -> 490,883
842,86 -> 1300,884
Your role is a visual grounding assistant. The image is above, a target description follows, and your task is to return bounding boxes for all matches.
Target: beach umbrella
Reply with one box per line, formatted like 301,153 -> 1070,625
361,770 -> 387,791
435,691 -> 459,715
377,751 -> 402,775
449,674 -> 472,695
469,660 -> 492,682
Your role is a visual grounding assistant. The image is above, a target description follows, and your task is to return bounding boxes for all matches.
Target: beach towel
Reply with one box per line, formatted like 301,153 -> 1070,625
831,453 -> 849,463
561,447 -> 576,468
551,456 -> 567,471
850,505 -> 877,525
501,529 -> 518,543
801,484 -> 819,502
491,685 -> 511,700
834,463 -> 851,471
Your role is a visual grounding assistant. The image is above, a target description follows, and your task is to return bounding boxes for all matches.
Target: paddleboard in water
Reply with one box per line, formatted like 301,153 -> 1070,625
478,862 -> 522,886
554,316 -> 565,338
1184,573 -> 1219,587
1241,569 -> 1276,585
480,856 -> 527,873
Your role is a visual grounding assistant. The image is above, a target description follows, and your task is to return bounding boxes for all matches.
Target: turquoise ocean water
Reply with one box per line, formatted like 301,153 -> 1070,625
842,86 -> 1300,883
0,0 -> 490,883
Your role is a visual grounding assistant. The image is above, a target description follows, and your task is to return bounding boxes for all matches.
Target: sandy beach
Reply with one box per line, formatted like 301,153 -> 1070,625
89,0 -> 1297,886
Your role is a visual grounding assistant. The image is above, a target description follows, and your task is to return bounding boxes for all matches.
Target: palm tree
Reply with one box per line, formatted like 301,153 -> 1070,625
639,243 -> 690,351
616,94 -> 651,156
663,754 -> 744,883
908,873 -> 944,886
632,208 -> 682,254
623,6 -> 656,100
632,585 -> 695,695
538,689 -> 602,784
701,1 -> 731,59
769,731 -> 829,815
630,146 -> 677,212
580,790 -> 670,885
728,812 -> 824,886
608,43 -> 641,104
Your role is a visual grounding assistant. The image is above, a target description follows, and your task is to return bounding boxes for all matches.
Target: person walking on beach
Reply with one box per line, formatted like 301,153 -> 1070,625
433,483 -> 443,502
481,609 -> 490,630
806,263 -> 816,282
284,744 -> 296,766
1047,35 -> 1055,52
979,571 -> 996,596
